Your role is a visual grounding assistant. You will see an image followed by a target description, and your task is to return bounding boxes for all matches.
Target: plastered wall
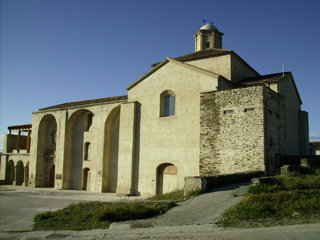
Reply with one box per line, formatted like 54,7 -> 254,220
128,61 -> 220,196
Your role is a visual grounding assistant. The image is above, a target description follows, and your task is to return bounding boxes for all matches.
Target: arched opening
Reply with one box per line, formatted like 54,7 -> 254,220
49,165 -> 55,187
102,106 -> 120,192
15,161 -> 24,185
64,110 -> 94,190
160,90 -> 176,117
156,163 -> 178,195
24,162 -> 29,186
37,114 -> 57,187
82,168 -> 91,191
7,160 -> 15,185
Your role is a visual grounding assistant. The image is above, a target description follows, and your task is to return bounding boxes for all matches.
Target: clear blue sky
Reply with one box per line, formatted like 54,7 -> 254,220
1,0 -> 320,151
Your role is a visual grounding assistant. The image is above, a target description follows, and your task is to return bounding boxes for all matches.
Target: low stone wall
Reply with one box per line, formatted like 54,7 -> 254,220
280,165 -> 317,175
184,171 -> 264,195
279,155 -> 320,168
252,165 -> 319,186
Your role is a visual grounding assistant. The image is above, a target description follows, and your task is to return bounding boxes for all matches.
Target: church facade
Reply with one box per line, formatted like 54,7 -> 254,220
0,23 -> 309,196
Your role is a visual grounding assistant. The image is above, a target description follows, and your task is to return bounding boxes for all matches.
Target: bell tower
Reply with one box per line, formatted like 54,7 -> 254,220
194,22 -> 224,52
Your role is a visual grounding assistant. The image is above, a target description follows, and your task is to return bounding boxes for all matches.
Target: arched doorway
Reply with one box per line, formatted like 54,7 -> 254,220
64,110 -> 94,190
49,165 -> 55,187
7,160 -> 15,185
157,163 -> 178,195
82,168 -> 91,191
37,114 -> 57,187
102,106 -> 120,192
15,161 -> 24,185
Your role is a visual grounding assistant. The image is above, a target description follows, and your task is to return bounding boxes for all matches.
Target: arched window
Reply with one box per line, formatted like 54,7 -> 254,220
160,90 -> 176,117
84,142 -> 90,160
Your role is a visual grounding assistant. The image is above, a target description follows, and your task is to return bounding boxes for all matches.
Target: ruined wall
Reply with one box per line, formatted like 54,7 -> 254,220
200,86 -> 265,176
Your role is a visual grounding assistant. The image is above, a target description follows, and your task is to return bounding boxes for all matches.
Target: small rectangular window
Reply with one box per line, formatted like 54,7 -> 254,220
244,108 -> 255,112
205,42 -> 210,48
223,110 -> 233,114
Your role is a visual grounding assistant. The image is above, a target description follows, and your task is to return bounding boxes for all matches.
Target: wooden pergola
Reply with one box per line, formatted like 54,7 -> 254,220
8,124 -> 32,152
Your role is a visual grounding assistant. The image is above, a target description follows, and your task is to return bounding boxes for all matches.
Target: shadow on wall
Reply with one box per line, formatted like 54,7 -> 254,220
133,102 -> 141,196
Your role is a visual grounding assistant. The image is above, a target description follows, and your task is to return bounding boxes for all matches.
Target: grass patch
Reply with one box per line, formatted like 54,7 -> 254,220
148,189 -> 185,201
33,188 -> 201,231
148,189 -> 201,201
33,201 -> 176,231
219,170 -> 320,227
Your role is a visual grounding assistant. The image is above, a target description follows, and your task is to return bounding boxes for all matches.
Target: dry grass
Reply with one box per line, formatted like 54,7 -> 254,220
219,170 -> 320,227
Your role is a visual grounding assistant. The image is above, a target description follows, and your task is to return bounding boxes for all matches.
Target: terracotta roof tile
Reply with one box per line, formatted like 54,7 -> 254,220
151,49 -> 232,67
239,72 -> 289,85
175,49 -> 232,62
39,95 -> 128,111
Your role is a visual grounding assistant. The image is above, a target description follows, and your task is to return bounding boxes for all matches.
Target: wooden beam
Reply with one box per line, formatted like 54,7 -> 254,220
27,129 -> 31,152
16,129 -> 21,153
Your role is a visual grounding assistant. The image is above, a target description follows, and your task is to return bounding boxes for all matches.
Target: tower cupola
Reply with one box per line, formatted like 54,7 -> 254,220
194,22 -> 224,52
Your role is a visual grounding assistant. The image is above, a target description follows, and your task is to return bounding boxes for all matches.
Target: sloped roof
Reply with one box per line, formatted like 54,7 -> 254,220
151,49 -> 259,78
126,57 -> 223,90
175,48 -> 232,62
151,49 -> 231,67
8,124 -> 32,131
39,95 -> 128,111
238,72 -> 302,104
239,72 -> 289,85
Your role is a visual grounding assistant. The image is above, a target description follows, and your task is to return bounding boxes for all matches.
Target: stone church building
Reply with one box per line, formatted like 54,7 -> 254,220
0,23 -> 309,196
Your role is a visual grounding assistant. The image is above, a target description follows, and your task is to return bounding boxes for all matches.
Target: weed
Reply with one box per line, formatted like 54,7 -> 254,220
219,170 -> 320,228
148,189 -> 201,201
148,189 -> 185,201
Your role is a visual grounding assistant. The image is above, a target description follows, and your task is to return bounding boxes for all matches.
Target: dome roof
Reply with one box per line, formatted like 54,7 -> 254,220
200,23 -> 217,31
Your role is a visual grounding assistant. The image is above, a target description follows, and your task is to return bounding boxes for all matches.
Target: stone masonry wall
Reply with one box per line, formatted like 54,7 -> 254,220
263,87 -> 286,175
200,86 -> 265,176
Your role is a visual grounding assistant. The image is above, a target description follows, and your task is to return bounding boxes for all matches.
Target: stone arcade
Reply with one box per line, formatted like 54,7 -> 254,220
0,23 -> 309,196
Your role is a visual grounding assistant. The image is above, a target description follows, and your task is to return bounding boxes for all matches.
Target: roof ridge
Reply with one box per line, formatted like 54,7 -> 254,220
126,58 -> 169,90
167,57 -> 220,77
240,72 -> 290,82
39,95 -> 128,111
151,49 -> 232,67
